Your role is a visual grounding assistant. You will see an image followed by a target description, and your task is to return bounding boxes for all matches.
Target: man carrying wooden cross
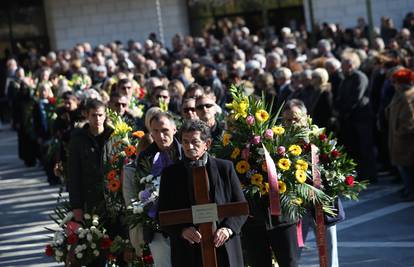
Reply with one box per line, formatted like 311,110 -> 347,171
158,119 -> 247,267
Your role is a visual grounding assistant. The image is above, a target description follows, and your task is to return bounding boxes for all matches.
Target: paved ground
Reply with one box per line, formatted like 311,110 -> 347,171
0,126 -> 413,267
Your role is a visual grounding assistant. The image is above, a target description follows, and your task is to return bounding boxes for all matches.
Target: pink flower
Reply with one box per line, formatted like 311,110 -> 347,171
264,129 -> 274,140
251,135 -> 261,145
241,147 -> 250,160
277,146 -> 286,156
246,115 -> 255,126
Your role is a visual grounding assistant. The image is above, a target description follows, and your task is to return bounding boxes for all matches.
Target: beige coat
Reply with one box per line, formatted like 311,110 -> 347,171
388,86 -> 414,167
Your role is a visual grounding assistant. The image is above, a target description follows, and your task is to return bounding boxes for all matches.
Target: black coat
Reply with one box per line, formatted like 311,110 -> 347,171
158,156 -> 247,267
67,124 -> 113,213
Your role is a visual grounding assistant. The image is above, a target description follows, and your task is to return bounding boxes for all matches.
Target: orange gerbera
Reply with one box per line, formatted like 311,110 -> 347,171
132,131 -> 145,138
110,154 -> 119,164
107,170 -> 117,180
112,141 -> 121,148
108,179 -> 121,192
124,145 -> 137,157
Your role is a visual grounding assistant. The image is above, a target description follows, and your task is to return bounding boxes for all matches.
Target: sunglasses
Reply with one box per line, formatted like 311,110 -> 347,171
196,103 -> 214,110
156,95 -> 169,99
183,107 -> 196,113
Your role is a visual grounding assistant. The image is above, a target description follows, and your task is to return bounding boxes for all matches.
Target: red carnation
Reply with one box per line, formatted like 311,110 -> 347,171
48,97 -> 57,105
67,234 -> 78,245
303,143 -> 311,152
320,153 -> 329,162
345,175 -> 354,187
143,254 -> 154,264
319,134 -> 328,142
100,237 -> 113,250
331,150 -> 341,158
45,244 -> 54,257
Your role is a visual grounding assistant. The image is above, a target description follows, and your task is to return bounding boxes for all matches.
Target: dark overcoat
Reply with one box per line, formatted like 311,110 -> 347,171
158,156 -> 247,267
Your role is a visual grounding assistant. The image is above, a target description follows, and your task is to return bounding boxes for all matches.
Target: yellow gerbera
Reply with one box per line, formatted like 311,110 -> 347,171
259,182 -> 269,195
295,159 -> 308,171
272,126 -> 285,136
295,170 -> 307,183
278,181 -> 287,193
236,160 -> 250,174
231,147 -> 241,159
250,173 -> 263,186
255,109 -> 269,123
288,145 -> 302,156
222,133 -> 231,146
277,158 -> 291,171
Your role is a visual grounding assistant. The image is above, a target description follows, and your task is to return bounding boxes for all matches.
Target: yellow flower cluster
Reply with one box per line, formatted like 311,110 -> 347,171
295,159 -> 308,171
295,170 -> 307,183
231,147 -> 241,159
226,97 -> 249,120
250,173 -> 263,186
278,180 -> 287,193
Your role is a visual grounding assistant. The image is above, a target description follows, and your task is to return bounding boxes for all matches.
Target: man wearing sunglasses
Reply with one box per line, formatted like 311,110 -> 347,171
195,94 -> 223,141
109,91 -> 139,129
181,98 -> 199,121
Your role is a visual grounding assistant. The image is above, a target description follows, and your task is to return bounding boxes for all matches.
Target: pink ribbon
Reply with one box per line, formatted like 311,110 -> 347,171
311,144 -> 328,267
263,145 -> 281,216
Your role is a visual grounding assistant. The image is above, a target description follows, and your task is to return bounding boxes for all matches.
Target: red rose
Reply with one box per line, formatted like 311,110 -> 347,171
303,143 -> 311,152
45,244 -> 54,257
330,150 -> 341,158
67,234 -> 78,245
345,175 -> 354,186
100,237 -> 113,250
319,134 -> 327,142
143,254 -> 154,264
320,153 -> 329,162
107,253 -> 116,261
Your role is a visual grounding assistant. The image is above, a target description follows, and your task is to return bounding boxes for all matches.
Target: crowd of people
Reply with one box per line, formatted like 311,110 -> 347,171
1,11 -> 414,267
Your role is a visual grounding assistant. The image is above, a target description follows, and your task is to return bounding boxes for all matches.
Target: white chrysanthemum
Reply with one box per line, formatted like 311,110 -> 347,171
93,250 -> 100,256
55,256 -> 61,262
133,206 -> 144,214
76,253 -> 83,259
87,234 -> 93,242
91,243 -> 96,249
92,220 -> 99,226
84,213 -> 91,220
55,250 -> 64,257
92,215 -> 99,221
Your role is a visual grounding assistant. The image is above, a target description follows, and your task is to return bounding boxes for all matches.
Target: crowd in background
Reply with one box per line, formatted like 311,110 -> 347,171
1,12 -> 414,199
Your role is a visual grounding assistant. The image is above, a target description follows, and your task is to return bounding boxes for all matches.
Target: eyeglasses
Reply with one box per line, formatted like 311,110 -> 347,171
183,107 -> 196,113
156,95 -> 169,99
196,103 -> 214,110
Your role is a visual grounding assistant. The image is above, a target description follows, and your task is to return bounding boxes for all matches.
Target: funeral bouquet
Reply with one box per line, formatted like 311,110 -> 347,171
125,157 -> 161,230
104,110 -> 144,217
108,236 -> 154,267
308,126 -> 367,200
45,203 -> 114,265
213,85 -> 333,222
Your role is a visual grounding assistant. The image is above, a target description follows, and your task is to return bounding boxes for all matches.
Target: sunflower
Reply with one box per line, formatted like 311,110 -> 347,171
288,145 -> 302,156
295,159 -> 308,171
132,130 -> 145,138
108,179 -> 121,192
255,110 -> 269,123
230,147 -> 241,159
236,160 -> 250,174
250,173 -> 263,186
295,170 -> 307,183
277,158 -> 291,171
124,145 -> 137,157
223,133 -> 232,147
259,182 -> 269,195
107,170 -> 117,180
278,181 -> 287,193
272,126 -> 285,136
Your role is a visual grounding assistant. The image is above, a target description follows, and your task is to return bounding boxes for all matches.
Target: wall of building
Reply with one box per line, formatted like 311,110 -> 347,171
43,0 -> 189,50
304,0 -> 414,30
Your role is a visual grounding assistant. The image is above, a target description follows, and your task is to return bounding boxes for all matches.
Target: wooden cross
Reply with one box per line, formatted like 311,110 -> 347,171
159,166 -> 249,267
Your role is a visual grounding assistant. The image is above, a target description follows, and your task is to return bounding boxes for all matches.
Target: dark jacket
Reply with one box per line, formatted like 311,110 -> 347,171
158,156 -> 247,267
67,124 -> 113,213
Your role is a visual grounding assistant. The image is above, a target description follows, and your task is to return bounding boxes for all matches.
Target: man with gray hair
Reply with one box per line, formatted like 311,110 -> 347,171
324,58 -> 344,100
275,67 -> 293,110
